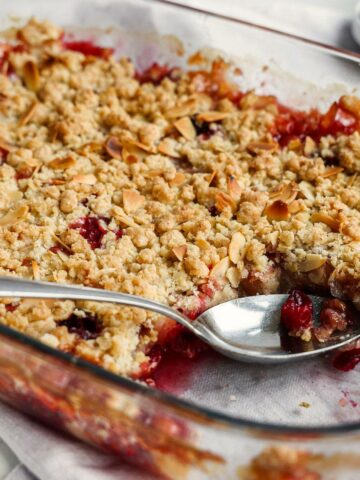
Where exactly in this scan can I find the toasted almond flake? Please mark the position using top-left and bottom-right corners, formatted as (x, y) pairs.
(288, 200), (302, 214)
(169, 172), (186, 187)
(226, 266), (241, 288)
(208, 171), (217, 186)
(111, 207), (136, 227)
(0, 205), (29, 226)
(123, 189), (145, 213)
(76, 141), (103, 155)
(105, 136), (122, 159)
(196, 111), (230, 122)
(145, 169), (165, 178)
(23, 60), (40, 92)
(52, 234), (72, 253)
(165, 99), (197, 119)
(122, 148), (140, 164)
(124, 139), (154, 153)
(321, 167), (344, 178)
(299, 254), (326, 273)
(72, 174), (97, 185)
(269, 183), (298, 204)
(265, 200), (290, 221)
(228, 232), (246, 264)
(196, 238), (210, 250)
(247, 141), (278, 154)
(311, 212), (340, 232)
(157, 138), (180, 158)
(18, 100), (38, 127)
(48, 156), (75, 170)
(227, 176), (242, 200)
(298, 181), (315, 201)
(0, 137), (14, 152)
(339, 95), (360, 118)
(49, 178), (66, 185)
(215, 192), (236, 212)
(32, 260), (40, 280)
(172, 245), (187, 261)
(304, 136), (316, 156)
(209, 256), (230, 283)
(349, 173), (358, 187)
(287, 138), (302, 152)
(173, 117), (196, 141)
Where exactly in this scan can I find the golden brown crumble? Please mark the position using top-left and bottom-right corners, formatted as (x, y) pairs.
(0, 19), (359, 378)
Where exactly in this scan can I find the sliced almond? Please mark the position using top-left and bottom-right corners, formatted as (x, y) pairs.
(112, 206), (136, 227)
(265, 200), (290, 221)
(215, 192), (236, 212)
(123, 189), (145, 213)
(208, 171), (217, 186)
(76, 141), (103, 155)
(209, 256), (230, 284)
(173, 117), (196, 141)
(124, 139), (154, 153)
(288, 200), (302, 214)
(165, 98), (197, 119)
(196, 238), (210, 250)
(269, 183), (298, 204)
(321, 167), (344, 178)
(299, 254), (326, 273)
(0, 137), (14, 152)
(158, 138), (180, 158)
(23, 60), (40, 92)
(105, 136), (122, 159)
(196, 111), (230, 122)
(49, 178), (66, 185)
(287, 138), (302, 152)
(172, 245), (187, 261)
(247, 141), (278, 154)
(228, 232), (246, 264)
(52, 234), (72, 253)
(304, 136), (316, 156)
(122, 148), (140, 164)
(227, 176), (242, 201)
(72, 174), (97, 185)
(169, 172), (186, 187)
(18, 100), (38, 127)
(311, 212), (340, 232)
(226, 266), (241, 288)
(0, 205), (29, 226)
(298, 181), (315, 201)
(48, 156), (75, 170)
(32, 260), (40, 280)
(339, 95), (360, 119)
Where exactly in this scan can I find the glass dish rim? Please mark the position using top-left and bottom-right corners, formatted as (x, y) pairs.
(2, 0), (360, 437)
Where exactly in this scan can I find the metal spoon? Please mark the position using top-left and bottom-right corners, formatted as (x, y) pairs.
(0, 277), (358, 364)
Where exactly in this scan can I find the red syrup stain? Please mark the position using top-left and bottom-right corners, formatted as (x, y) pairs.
(62, 39), (114, 59)
(333, 348), (360, 372)
(341, 390), (358, 408)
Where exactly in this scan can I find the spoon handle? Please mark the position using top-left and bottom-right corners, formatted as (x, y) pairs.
(0, 277), (200, 336)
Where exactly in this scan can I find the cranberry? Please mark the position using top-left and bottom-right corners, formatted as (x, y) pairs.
(281, 289), (313, 333)
(115, 229), (124, 239)
(58, 312), (102, 340)
(333, 349), (360, 372)
(62, 40), (113, 59)
(5, 303), (18, 312)
(69, 216), (109, 250)
(135, 63), (176, 85)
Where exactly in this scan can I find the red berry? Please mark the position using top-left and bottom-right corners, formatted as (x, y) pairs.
(69, 216), (109, 250)
(281, 289), (313, 332)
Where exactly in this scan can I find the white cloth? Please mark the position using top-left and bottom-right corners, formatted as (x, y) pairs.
(0, 1), (358, 479)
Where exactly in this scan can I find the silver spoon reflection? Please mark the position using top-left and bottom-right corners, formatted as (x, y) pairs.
(0, 277), (359, 364)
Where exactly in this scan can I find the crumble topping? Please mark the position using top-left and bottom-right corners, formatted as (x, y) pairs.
(0, 18), (359, 378)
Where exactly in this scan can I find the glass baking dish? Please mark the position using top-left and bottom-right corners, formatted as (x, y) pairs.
(1, 0), (360, 478)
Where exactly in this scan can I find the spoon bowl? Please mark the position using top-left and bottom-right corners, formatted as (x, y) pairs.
(0, 277), (358, 364)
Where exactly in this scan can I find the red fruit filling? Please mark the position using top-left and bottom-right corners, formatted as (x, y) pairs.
(314, 298), (353, 342)
(0, 43), (26, 76)
(49, 244), (70, 255)
(135, 63), (180, 85)
(272, 98), (358, 146)
(59, 312), (102, 340)
(281, 289), (313, 333)
(333, 349), (360, 372)
(5, 303), (18, 312)
(69, 216), (110, 250)
(192, 116), (221, 139)
(62, 39), (114, 59)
